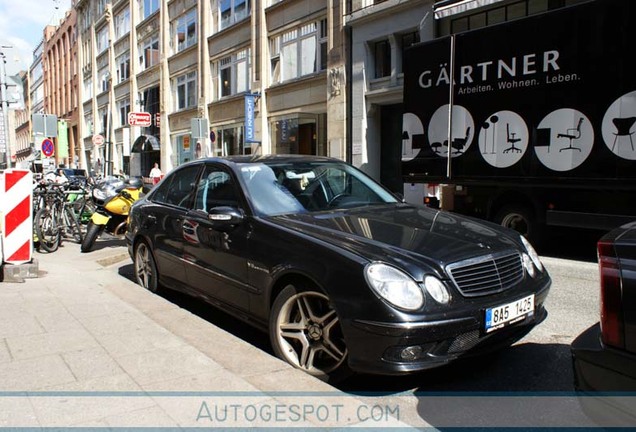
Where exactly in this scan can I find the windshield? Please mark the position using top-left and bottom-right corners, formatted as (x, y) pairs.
(238, 160), (399, 217)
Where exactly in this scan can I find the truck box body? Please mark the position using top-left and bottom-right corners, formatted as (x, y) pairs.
(402, 0), (636, 241)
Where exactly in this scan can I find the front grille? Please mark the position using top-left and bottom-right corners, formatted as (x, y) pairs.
(447, 251), (524, 297)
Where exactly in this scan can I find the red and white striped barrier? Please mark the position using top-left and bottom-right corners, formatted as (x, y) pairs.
(1, 169), (33, 265)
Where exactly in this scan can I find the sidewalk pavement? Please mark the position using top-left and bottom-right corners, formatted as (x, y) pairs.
(0, 239), (415, 429)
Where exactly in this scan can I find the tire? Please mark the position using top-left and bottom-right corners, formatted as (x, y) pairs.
(63, 207), (83, 243)
(133, 240), (160, 293)
(494, 205), (543, 247)
(34, 208), (61, 253)
(81, 221), (102, 253)
(269, 284), (349, 379)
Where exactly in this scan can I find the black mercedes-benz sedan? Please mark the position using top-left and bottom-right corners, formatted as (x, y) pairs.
(571, 222), (636, 425)
(126, 155), (551, 377)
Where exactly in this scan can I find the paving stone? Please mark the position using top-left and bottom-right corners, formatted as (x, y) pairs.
(0, 397), (41, 428)
(6, 328), (101, 361)
(116, 345), (223, 387)
(0, 355), (76, 390)
(0, 338), (12, 364)
(0, 312), (45, 339)
(61, 348), (125, 381)
(103, 405), (179, 428)
(96, 327), (187, 358)
(29, 393), (156, 427)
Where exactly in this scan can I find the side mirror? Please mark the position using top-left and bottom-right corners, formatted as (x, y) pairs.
(208, 206), (244, 231)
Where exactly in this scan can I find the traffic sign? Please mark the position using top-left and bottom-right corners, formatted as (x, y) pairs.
(92, 134), (104, 146)
(128, 112), (152, 127)
(41, 138), (55, 157)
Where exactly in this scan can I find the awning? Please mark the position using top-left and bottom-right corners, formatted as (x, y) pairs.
(131, 135), (160, 152)
(434, 0), (505, 19)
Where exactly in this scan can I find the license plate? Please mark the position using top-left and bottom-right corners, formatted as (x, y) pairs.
(485, 294), (535, 333)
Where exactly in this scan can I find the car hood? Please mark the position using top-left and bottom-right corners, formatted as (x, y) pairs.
(269, 204), (522, 278)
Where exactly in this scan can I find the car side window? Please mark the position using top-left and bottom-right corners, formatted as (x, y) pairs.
(194, 165), (239, 212)
(154, 165), (201, 208)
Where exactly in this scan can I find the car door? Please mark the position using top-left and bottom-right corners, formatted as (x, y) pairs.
(144, 164), (202, 287)
(182, 163), (251, 312)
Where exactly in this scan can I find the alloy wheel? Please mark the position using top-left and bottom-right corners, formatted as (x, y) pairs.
(274, 290), (347, 375)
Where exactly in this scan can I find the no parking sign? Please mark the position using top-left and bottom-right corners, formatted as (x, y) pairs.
(42, 138), (54, 157)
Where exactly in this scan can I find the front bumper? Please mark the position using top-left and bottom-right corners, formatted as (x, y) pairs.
(343, 282), (550, 375)
(570, 323), (636, 426)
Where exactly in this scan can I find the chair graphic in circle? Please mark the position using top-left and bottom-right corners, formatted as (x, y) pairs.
(503, 123), (522, 153)
(558, 117), (584, 152)
(448, 127), (471, 154)
(611, 117), (636, 152)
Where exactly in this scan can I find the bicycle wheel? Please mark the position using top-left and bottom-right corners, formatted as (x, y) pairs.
(35, 208), (61, 253)
(63, 206), (83, 243)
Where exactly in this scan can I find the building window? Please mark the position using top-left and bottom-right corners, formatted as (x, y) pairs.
(374, 39), (390, 79)
(140, 0), (160, 20)
(214, 125), (245, 156)
(114, 7), (130, 40)
(84, 113), (93, 137)
(81, 8), (91, 31)
(97, 66), (109, 93)
(98, 106), (108, 135)
(270, 19), (327, 84)
(83, 78), (93, 102)
(117, 99), (131, 128)
(97, 0), (106, 16)
(220, 0), (251, 30)
(175, 71), (197, 110)
(217, 48), (251, 98)
(270, 114), (327, 156)
(116, 52), (130, 83)
(138, 36), (159, 71)
(400, 31), (420, 73)
(96, 26), (109, 54)
(173, 8), (197, 53)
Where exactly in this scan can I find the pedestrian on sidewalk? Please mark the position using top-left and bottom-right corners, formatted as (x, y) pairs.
(149, 163), (162, 185)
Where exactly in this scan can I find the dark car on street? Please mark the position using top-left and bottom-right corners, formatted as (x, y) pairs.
(126, 155), (551, 377)
(571, 222), (636, 425)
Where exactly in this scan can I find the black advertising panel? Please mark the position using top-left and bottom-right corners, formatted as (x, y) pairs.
(402, 0), (636, 184)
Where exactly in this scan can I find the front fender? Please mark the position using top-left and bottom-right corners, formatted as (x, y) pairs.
(90, 212), (111, 226)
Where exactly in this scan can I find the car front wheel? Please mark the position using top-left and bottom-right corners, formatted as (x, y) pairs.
(270, 284), (348, 377)
(134, 241), (160, 293)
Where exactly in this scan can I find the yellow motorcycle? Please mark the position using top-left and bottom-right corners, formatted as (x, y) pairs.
(80, 177), (143, 252)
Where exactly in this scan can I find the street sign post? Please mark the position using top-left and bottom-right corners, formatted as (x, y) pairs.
(128, 112), (152, 127)
(41, 138), (54, 158)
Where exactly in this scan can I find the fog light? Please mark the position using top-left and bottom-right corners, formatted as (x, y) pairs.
(400, 346), (423, 361)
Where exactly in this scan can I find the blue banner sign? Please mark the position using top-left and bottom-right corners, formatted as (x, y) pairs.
(245, 94), (255, 142)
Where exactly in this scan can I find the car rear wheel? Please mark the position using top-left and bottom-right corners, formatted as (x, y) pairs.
(270, 284), (348, 377)
(134, 241), (160, 293)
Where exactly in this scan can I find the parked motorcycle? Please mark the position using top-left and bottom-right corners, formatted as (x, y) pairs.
(80, 176), (143, 252)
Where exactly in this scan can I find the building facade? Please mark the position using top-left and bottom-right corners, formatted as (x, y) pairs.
(73, 0), (347, 180)
(345, 0), (433, 192)
(43, 8), (80, 168)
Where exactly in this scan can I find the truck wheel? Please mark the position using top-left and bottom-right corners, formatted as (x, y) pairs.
(494, 205), (542, 246)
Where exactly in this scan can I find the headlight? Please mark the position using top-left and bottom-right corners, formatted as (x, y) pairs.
(522, 253), (537, 278)
(93, 188), (107, 201)
(423, 276), (450, 304)
(364, 263), (424, 311)
(520, 236), (544, 273)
